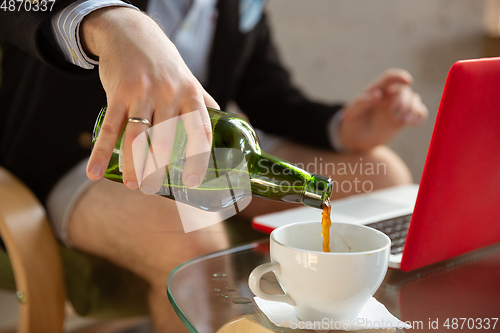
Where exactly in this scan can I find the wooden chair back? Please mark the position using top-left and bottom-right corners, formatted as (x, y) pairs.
(0, 167), (65, 333)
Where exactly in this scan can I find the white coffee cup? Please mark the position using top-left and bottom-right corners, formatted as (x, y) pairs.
(249, 221), (391, 321)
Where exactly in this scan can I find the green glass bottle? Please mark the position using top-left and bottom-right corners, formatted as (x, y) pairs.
(92, 107), (332, 212)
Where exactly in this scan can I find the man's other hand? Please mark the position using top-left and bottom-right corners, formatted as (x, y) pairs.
(339, 69), (428, 152)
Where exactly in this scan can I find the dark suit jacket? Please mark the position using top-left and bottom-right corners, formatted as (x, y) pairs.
(0, 0), (342, 202)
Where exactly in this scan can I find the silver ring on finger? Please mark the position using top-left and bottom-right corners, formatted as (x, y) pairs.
(128, 117), (152, 126)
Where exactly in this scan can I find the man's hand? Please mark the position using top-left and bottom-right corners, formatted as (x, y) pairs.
(82, 7), (218, 193)
(339, 69), (428, 152)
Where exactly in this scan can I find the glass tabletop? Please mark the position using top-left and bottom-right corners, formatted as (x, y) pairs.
(167, 239), (500, 333)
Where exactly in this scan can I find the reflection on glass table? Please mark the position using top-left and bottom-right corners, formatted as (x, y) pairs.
(167, 240), (500, 333)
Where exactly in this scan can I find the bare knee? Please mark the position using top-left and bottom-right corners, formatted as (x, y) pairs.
(267, 140), (413, 201)
(318, 146), (412, 199)
(324, 145), (413, 200)
(363, 145), (413, 189)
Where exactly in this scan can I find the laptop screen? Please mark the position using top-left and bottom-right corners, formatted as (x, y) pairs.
(401, 57), (500, 271)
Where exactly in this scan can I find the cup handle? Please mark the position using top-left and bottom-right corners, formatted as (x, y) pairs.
(248, 262), (296, 306)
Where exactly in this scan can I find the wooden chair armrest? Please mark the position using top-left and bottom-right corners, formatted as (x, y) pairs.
(216, 315), (276, 333)
(0, 167), (65, 333)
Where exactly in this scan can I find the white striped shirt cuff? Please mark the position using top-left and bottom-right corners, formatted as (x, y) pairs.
(51, 0), (139, 69)
(328, 109), (348, 153)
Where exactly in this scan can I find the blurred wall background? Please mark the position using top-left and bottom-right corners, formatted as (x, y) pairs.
(261, 0), (486, 182)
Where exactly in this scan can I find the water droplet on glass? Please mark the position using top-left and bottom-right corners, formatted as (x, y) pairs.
(221, 294), (229, 298)
(225, 286), (240, 292)
(212, 273), (226, 278)
(232, 297), (251, 304)
(214, 288), (220, 292)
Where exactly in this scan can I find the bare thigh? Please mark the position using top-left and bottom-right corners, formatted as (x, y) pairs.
(67, 180), (233, 332)
(67, 179), (231, 283)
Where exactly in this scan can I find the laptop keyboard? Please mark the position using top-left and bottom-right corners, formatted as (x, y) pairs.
(366, 214), (412, 254)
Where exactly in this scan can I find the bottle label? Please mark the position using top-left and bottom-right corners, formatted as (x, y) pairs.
(118, 134), (125, 173)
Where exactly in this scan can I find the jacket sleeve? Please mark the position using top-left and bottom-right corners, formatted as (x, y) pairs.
(0, 0), (98, 75)
(234, 14), (343, 150)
